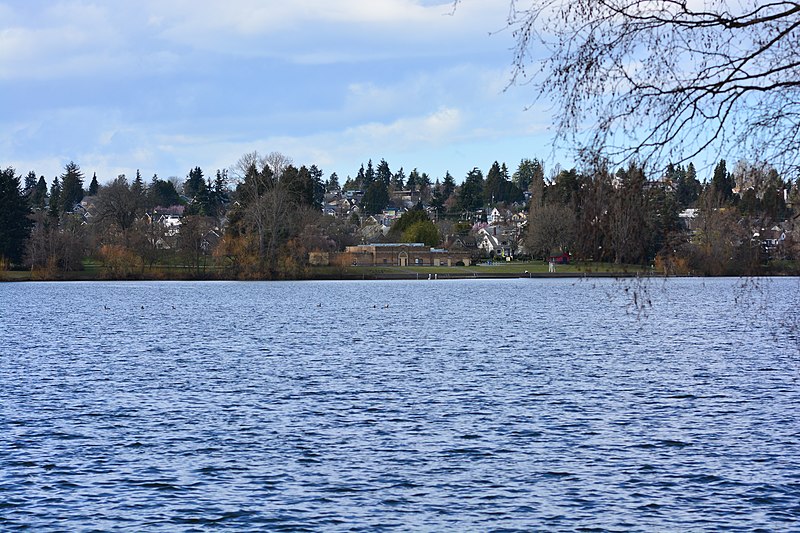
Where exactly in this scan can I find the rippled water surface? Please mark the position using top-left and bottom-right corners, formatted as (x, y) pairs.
(2, 278), (799, 531)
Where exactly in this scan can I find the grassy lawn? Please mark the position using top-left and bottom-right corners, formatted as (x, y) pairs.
(2, 259), (652, 281)
(312, 260), (650, 278)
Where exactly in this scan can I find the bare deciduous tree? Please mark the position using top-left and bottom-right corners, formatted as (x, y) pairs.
(526, 203), (576, 259)
(460, 0), (800, 174)
(230, 151), (295, 276)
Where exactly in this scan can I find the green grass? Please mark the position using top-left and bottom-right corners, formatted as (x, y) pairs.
(311, 260), (650, 278)
(2, 259), (651, 282)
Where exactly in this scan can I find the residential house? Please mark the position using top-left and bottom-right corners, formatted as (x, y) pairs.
(476, 226), (517, 258)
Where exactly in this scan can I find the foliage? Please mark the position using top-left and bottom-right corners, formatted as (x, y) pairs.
(60, 161), (84, 212)
(402, 220), (440, 247)
(149, 177), (182, 207)
(25, 211), (85, 272)
(513, 158), (544, 193)
(360, 181), (390, 215)
(458, 167), (485, 212)
(710, 160), (735, 206)
(485, 161), (522, 204)
(48, 177), (61, 219)
(88, 173), (99, 196)
(671, 163), (701, 208)
(184, 166), (205, 198)
(99, 244), (140, 278)
(31, 176), (48, 209)
(0, 167), (33, 265)
(94, 175), (143, 240)
(2, 147), (796, 278)
(390, 206), (430, 236)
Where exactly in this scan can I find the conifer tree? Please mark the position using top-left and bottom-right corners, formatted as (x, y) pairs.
(392, 168), (406, 190)
(442, 171), (456, 200)
(0, 167), (33, 264)
(376, 159), (392, 186)
(59, 161), (84, 212)
(24, 171), (37, 193)
(326, 172), (340, 192)
(711, 160), (734, 205)
(88, 173), (99, 196)
(48, 177), (62, 219)
(364, 159), (376, 187)
(32, 176), (48, 209)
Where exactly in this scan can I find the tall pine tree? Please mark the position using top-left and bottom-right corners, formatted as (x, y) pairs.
(59, 161), (84, 212)
(88, 172), (99, 196)
(0, 167), (33, 264)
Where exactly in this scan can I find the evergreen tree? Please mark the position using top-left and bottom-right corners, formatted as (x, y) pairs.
(513, 158), (544, 192)
(417, 171), (432, 199)
(0, 167), (34, 264)
(132, 170), (145, 197)
(360, 181), (389, 215)
(355, 164), (366, 189)
(762, 183), (787, 221)
(484, 160), (522, 204)
(376, 159), (392, 186)
(32, 176), (48, 209)
(407, 168), (422, 193)
(442, 171), (456, 200)
(342, 175), (358, 191)
(685, 163), (701, 205)
(739, 188), (760, 215)
(670, 163), (696, 208)
(59, 161), (84, 212)
(214, 169), (230, 209)
(711, 159), (734, 204)
(326, 172), (340, 192)
(307, 165), (325, 209)
(390, 205), (430, 236)
(185, 166), (205, 198)
(364, 159), (375, 187)
(392, 167), (406, 190)
(23, 171), (37, 193)
(48, 177), (62, 219)
(281, 165), (322, 210)
(88, 173), (99, 196)
(548, 168), (581, 206)
(458, 168), (485, 212)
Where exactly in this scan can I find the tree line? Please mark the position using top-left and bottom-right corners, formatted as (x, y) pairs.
(1, 151), (798, 278)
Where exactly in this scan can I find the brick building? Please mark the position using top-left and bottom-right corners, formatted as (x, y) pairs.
(333, 243), (471, 267)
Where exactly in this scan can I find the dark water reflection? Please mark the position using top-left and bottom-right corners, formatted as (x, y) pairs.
(1, 278), (799, 531)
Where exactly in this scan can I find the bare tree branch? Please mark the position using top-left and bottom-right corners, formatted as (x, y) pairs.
(461, 0), (800, 175)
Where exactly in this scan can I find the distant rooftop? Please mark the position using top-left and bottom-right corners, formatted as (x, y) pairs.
(369, 243), (426, 248)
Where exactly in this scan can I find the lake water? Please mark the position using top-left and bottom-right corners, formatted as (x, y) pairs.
(1, 277), (799, 531)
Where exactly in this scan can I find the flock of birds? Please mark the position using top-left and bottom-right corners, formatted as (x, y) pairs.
(103, 303), (389, 310)
(102, 304), (177, 310)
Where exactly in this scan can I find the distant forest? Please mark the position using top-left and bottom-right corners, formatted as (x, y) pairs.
(1, 152), (798, 279)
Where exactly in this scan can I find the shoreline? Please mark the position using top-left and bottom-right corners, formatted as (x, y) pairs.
(2, 270), (783, 282)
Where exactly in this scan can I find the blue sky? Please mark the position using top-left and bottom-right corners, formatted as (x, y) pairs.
(0, 0), (559, 186)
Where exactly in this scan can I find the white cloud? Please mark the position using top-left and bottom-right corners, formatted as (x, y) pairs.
(145, 0), (509, 62)
(0, 0), (558, 184)
(0, 0), (511, 80)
